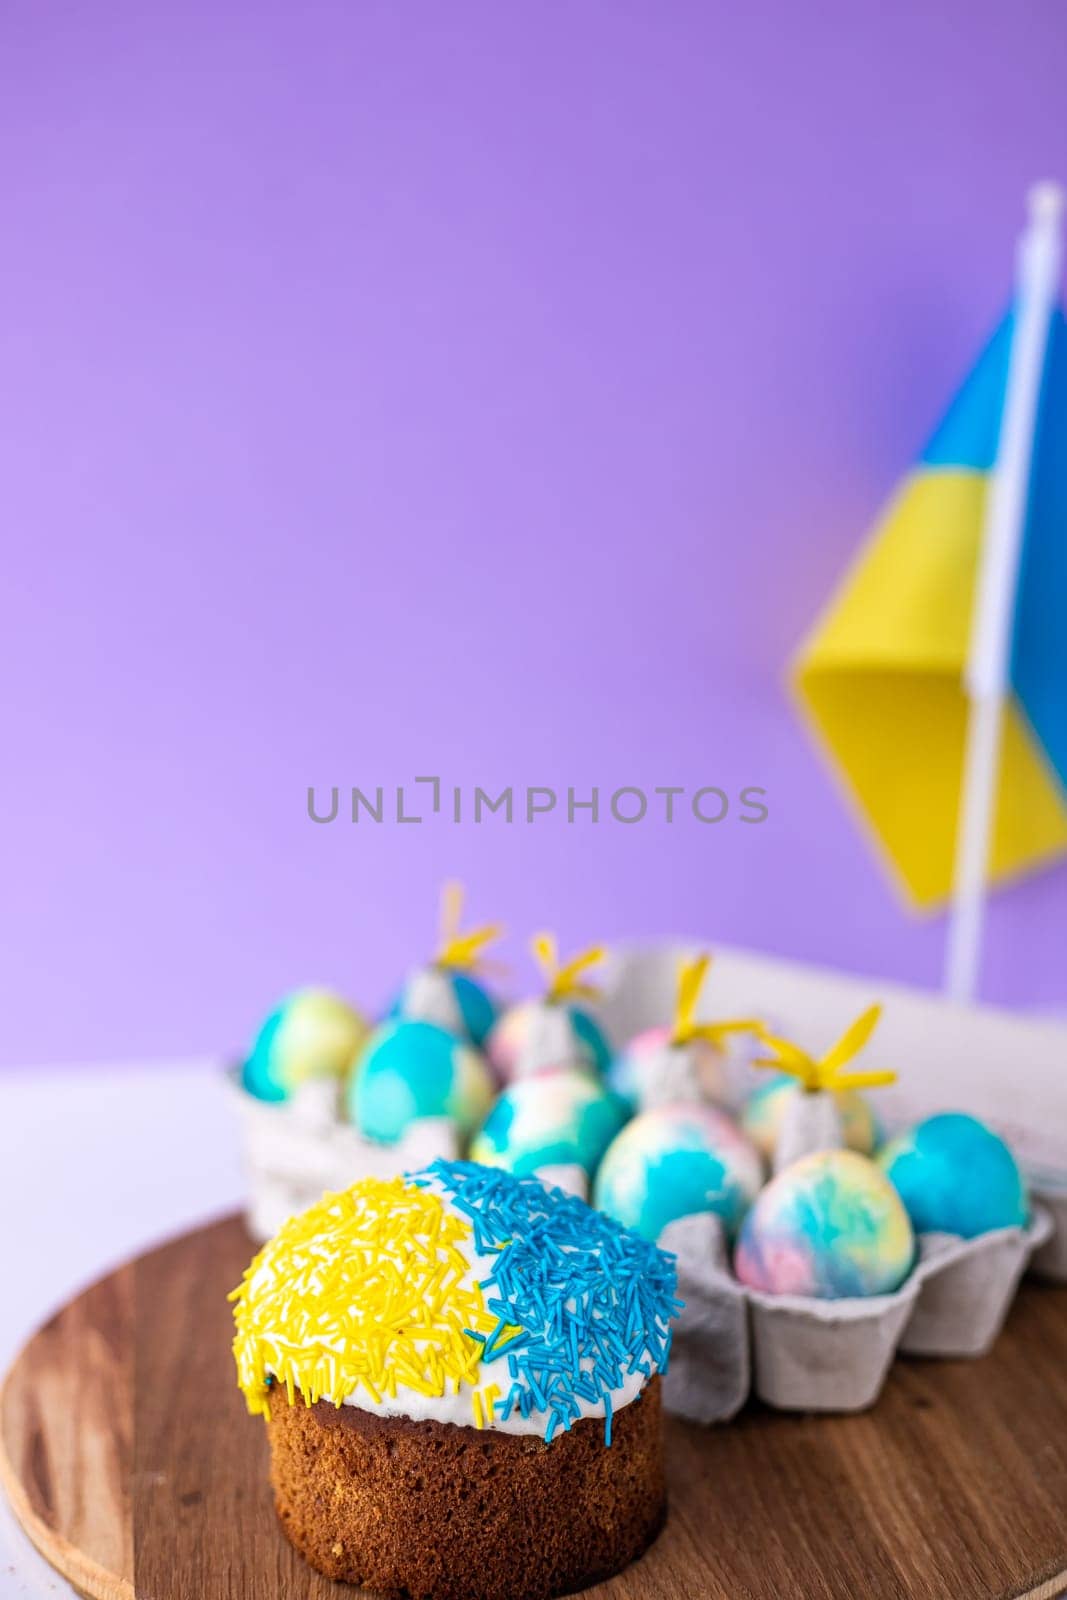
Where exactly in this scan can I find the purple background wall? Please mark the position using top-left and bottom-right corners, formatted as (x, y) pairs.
(4, 2), (1067, 1067)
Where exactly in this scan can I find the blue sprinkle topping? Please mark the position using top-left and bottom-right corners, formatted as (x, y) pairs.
(410, 1159), (680, 1446)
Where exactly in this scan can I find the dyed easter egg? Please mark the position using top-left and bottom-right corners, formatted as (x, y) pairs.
(734, 1149), (915, 1299)
(878, 1112), (1028, 1239)
(741, 1074), (880, 1163)
(470, 1069), (629, 1179)
(242, 989), (368, 1103)
(349, 1019), (495, 1144)
(593, 1104), (764, 1242)
(608, 1025), (729, 1111)
(487, 1000), (612, 1082)
(389, 967), (499, 1047)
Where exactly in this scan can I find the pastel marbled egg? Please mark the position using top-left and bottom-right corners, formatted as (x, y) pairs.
(470, 1068), (629, 1179)
(734, 1148), (915, 1299)
(242, 988), (368, 1103)
(388, 966), (499, 1047)
(593, 1104), (764, 1242)
(607, 1025), (730, 1112)
(878, 1112), (1028, 1239)
(349, 1019), (495, 1144)
(486, 1000), (612, 1082)
(741, 1073), (880, 1163)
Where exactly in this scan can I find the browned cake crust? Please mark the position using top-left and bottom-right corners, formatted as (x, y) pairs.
(265, 1375), (665, 1600)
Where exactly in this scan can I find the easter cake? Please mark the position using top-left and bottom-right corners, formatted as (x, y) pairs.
(231, 1159), (680, 1600)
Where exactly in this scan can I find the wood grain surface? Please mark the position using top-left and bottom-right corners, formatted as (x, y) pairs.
(2, 1212), (1066, 1600)
(0, 1259), (133, 1600)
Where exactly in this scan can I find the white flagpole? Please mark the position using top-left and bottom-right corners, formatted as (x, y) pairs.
(945, 183), (1064, 1004)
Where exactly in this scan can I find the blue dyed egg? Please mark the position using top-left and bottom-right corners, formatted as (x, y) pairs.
(350, 1019), (495, 1144)
(470, 1069), (629, 1179)
(735, 1149), (915, 1299)
(878, 1112), (1028, 1239)
(593, 1104), (763, 1242)
(242, 989), (368, 1102)
(389, 967), (499, 1047)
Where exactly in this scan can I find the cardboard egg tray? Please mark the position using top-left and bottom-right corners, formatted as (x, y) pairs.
(599, 942), (1067, 1417)
(660, 1207), (1053, 1423)
(1026, 1171), (1067, 1281)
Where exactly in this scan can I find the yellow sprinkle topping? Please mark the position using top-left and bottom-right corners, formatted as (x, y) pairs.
(230, 1178), (496, 1420)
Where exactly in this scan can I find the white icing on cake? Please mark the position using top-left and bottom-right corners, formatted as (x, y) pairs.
(267, 1175), (655, 1437)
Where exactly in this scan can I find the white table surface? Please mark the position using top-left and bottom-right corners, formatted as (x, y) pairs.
(0, 1061), (243, 1598)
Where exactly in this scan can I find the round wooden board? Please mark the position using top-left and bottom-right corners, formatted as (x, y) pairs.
(2, 1213), (1067, 1600)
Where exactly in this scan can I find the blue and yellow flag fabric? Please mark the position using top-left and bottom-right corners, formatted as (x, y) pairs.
(793, 308), (1067, 909)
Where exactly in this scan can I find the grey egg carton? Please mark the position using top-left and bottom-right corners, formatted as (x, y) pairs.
(658, 1206), (1053, 1423)
(1026, 1174), (1067, 1282)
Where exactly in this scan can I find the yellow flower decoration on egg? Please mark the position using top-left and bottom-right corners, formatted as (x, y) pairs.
(671, 953), (763, 1049)
(531, 932), (606, 1004)
(435, 879), (505, 974)
(754, 1004), (898, 1094)
(230, 1178), (497, 1419)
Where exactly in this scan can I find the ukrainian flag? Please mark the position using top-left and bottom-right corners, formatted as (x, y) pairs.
(794, 304), (1067, 909)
